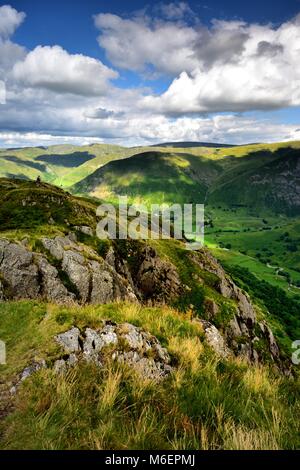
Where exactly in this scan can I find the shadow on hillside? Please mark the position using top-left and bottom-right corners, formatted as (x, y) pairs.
(1, 155), (47, 172)
(36, 151), (96, 167)
(224, 146), (300, 166)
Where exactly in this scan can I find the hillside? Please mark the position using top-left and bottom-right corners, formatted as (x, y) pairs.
(73, 151), (222, 204)
(151, 141), (238, 148)
(0, 179), (299, 450)
(69, 142), (300, 294)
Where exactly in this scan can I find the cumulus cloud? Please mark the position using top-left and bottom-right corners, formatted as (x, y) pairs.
(0, 4), (25, 39)
(0, 5), (26, 77)
(94, 13), (198, 75)
(0, 4), (299, 147)
(0, 80), (5, 104)
(84, 107), (125, 119)
(154, 2), (194, 20)
(0, 131), (102, 148)
(12, 45), (118, 96)
(96, 10), (300, 114)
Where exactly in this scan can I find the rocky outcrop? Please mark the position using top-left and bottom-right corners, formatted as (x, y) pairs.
(41, 235), (137, 304)
(197, 319), (231, 358)
(0, 239), (40, 300)
(54, 323), (172, 380)
(190, 249), (281, 365)
(0, 235), (284, 369)
(36, 255), (75, 303)
(136, 246), (181, 302)
(0, 239), (73, 303)
(10, 360), (47, 395)
(73, 225), (94, 236)
(0, 236), (137, 305)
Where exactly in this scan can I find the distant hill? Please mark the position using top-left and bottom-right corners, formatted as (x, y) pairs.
(1, 139), (300, 215)
(73, 142), (300, 216)
(73, 150), (222, 204)
(151, 141), (238, 148)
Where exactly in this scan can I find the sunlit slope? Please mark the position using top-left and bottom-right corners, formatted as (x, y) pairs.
(0, 143), (139, 187)
(72, 151), (222, 205)
(208, 146), (300, 215)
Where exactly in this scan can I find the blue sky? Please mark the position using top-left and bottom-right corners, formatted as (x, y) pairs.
(0, 1), (300, 147)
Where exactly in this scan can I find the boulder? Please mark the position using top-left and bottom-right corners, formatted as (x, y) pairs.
(204, 297), (219, 319)
(55, 327), (81, 354)
(197, 319), (231, 358)
(36, 256), (74, 303)
(55, 323), (172, 381)
(136, 246), (181, 302)
(0, 240), (40, 299)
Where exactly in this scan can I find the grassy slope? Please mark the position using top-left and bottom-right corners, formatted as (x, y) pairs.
(69, 141), (300, 297)
(0, 301), (299, 450)
(73, 151), (222, 205)
(0, 178), (299, 449)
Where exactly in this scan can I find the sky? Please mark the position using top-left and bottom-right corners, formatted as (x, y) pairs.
(0, 0), (300, 147)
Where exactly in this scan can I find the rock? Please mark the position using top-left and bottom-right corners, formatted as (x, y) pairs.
(190, 249), (256, 326)
(61, 250), (90, 302)
(0, 240), (40, 299)
(54, 359), (67, 374)
(41, 236), (77, 261)
(105, 247), (116, 268)
(236, 291), (256, 327)
(0, 280), (4, 301)
(260, 322), (280, 359)
(55, 327), (81, 354)
(136, 246), (181, 302)
(73, 226), (94, 236)
(83, 325), (118, 362)
(67, 354), (78, 367)
(36, 256), (74, 304)
(204, 298), (219, 319)
(41, 236), (137, 304)
(197, 320), (231, 358)
(11, 360), (47, 394)
(55, 323), (172, 381)
(227, 317), (242, 338)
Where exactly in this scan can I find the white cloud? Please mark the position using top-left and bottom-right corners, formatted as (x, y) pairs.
(0, 4), (299, 148)
(96, 10), (300, 114)
(0, 80), (5, 104)
(94, 13), (198, 75)
(154, 2), (193, 20)
(0, 4), (25, 39)
(0, 6), (26, 78)
(0, 40), (26, 75)
(84, 107), (124, 119)
(0, 131), (103, 148)
(12, 45), (118, 96)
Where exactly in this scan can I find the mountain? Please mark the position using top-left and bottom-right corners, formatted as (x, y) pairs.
(208, 146), (300, 216)
(151, 141), (238, 148)
(73, 142), (300, 215)
(0, 178), (299, 450)
(73, 150), (222, 204)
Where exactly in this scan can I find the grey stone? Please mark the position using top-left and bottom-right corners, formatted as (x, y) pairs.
(55, 327), (80, 354)
(54, 359), (67, 374)
(61, 250), (90, 302)
(36, 255), (74, 303)
(11, 360), (47, 394)
(55, 322), (172, 381)
(73, 226), (94, 236)
(137, 246), (181, 302)
(0, 240), (40, 299)
(198, 319), (231, 358)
